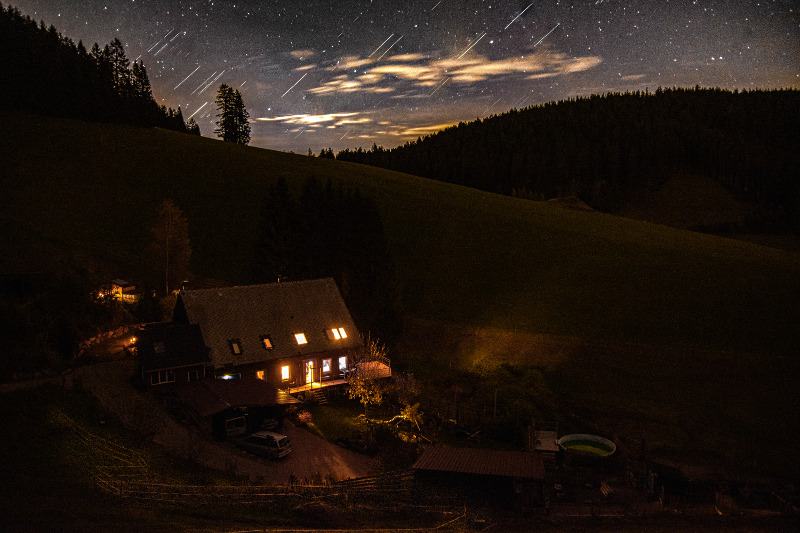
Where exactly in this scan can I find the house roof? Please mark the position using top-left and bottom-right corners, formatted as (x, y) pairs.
(176, 377), (300, 417)
(137, 323), (211, 373)
(174, 278), (360, 369)
(412, 446), (546, 480)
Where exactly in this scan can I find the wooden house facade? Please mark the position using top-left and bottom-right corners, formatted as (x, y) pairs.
(171, 278), (389, 393)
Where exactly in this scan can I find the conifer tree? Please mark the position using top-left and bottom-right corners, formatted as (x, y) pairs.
(186, 117), (201, 136)
(214, 83), (250, 144)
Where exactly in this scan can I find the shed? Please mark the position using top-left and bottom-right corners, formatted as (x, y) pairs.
(412, 446), (546, 504)
(176, 377), (300, 439)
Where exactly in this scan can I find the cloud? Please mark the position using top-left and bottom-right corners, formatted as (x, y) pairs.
(294, 64), (317, 72)
(256, 112), (371, 126)
(622, 74), (645, 81)
(306, 50), (601, 96)
(290, 50), (314, 60)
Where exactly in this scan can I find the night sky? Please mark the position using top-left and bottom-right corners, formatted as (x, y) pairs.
(12, 0), (799, 153)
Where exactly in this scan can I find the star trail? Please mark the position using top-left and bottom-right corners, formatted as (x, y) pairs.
(13, 0), (799, 153)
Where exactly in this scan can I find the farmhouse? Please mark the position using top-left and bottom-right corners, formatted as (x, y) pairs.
(172, 278), (390, 393)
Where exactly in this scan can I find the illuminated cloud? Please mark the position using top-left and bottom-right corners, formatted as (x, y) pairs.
(294, 64), (316, 72)
(256, 112), (371, 127)
(308, 51), (601, 96)
(622, 74), (646, 80)
(290, 50), (314, 60)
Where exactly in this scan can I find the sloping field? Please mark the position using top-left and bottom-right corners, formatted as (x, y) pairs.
(3, 111), (800, 477)
(3, 110), (799, 357)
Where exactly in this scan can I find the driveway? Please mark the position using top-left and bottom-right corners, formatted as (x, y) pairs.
(72, 360), (378, 484)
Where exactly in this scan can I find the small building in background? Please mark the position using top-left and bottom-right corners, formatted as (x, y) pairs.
(100, 279), (139, 302)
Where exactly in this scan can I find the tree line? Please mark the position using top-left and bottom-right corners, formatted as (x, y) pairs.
(252, 177), (402, 344)
(334, 87), (800, 233)
(0, 3), (200, 134)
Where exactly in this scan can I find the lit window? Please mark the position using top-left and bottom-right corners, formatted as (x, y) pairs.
(256, 370), (265, 381)
(339, 356), (347, 372)
(281, 366), (289, 380)
(229, 340), (242, 355)
(323, 359), (331, 373)
(261, 335), (273, 350)
(295, 333), (307, 345)
(153, 341), (166, 354)
(326, 327), (348, 340)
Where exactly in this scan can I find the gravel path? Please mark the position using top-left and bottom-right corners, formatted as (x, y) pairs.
(72, 360), (378, 484)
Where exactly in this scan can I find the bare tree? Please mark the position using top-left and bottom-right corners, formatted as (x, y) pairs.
(150, 199), (191, 295)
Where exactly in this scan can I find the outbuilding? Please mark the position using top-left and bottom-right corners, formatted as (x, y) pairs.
(412, 446), (546, 505)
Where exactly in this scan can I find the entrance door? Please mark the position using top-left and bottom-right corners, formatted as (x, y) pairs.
(305, 360), (314, 384)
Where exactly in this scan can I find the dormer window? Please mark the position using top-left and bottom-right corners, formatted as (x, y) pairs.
(294, 333), (307, 345)
(229, 340), (242, 355)
(326, 327), (347, 340)
(153, 341), (166, 354)
(260, 335), (273, 350)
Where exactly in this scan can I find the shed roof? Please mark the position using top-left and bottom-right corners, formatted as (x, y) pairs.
(174, 278), (360, 368)
(412, 446), (545, 480)
(176, 377), (300, 417)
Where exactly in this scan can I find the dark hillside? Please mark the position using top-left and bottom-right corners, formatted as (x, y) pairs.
(2, 110), (799, 358)
(336, 88), (800, 232)
(0, 4), (189, 132)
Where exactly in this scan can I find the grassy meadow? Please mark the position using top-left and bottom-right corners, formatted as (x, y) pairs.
(3, 110), (800, 476)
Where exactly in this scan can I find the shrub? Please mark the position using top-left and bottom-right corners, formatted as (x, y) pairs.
(297, 410), (312, 425)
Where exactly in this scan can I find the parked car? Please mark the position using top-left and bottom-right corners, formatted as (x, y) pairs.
(235, 431), (291, 460)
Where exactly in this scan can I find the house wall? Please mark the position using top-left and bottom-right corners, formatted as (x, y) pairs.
(146, 364), (208, 389)
(269, 349), (354, 389)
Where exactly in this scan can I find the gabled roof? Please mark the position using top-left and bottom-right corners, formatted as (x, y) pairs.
(176, 378), (300, 417)
(412, 446), (546, 480)
(174, 278), (360, 368)
(137, 323), (211, 372)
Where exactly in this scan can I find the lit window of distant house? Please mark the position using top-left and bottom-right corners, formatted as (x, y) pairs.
(339, 356), (347, 373)
(153, 341), (166, 354)
(326, 328), (348, 340)
(261, 335), (273, 350)
(323, 359), (331, 373)
(229, 340), (242, 355)
(256, 370), (265, 381)
(281, 366), (290, 380)
(294, 333), (307, 345)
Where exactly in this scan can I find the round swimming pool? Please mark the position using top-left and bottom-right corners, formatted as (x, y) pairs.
(558, 434), (616, 457)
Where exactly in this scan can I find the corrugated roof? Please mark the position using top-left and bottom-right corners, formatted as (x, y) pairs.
(137, 323), (210, 372)
(176, 377), (300, 417)
(176, 278), (360, 369)
(412, 446), (545, 480)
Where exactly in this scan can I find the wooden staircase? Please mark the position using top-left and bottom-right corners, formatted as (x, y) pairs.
(310, 388), (327, 405)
